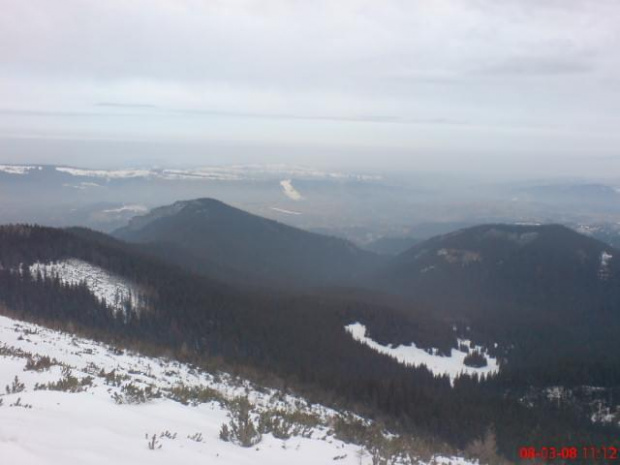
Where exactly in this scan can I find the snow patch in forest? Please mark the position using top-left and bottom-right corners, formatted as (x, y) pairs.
(345, 323), (499, 383)
(601, 251), (613, 267)
(599, 251), (613, 280)
(437, 248), (481, 265)
(29, 259), (145, 313)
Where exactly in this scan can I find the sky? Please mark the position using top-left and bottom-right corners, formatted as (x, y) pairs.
(1, 0), (620, 176)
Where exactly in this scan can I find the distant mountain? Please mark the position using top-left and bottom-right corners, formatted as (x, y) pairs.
(520, 183), (620, 213)
(0, 163), (376, 183)
(114, 198), (381, 288)
(526, 183), (619, 201)
(362, 222), (474, 255)
(384, 223), (617, 308)
(377, 224), (620, 386)
(0, 163), (391, 235)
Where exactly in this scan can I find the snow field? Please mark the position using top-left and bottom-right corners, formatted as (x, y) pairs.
(0, 315), (477, 465)
(345, 323), (499, 383)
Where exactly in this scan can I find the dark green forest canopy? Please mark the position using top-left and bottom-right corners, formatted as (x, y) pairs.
(0, 224), (617, 459)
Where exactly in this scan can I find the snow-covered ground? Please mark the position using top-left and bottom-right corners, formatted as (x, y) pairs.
(29, 259), (145, 314)
(0, 315), (476, 465)
(0, 163), (382, 183)
(56, 167), (152, 179)
(49, 165), (381, 182)
(102, 205), (149, 214)
(271, 207), (302, 215)
(62, 181), (102, 190)
(0, 165), (42, 175)
(599, 251), (613, 280)
(522, 385), (620, 427)
(280, 179), (303, 201)
(345, 323), (499, 383)
(601, 251), (613, 267)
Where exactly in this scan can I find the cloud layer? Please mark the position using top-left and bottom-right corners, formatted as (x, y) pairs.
(1, 0), (620, 171)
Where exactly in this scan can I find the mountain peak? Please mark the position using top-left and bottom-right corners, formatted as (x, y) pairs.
(118, 198), (241, 233)
(380, 222), (619, 323)
(400, 223), (609, 262)
(114, 198), (379, 288)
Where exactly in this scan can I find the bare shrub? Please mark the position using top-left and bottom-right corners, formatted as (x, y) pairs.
(35, 367), (93, 393)
(6, 376), (25, 394)
(112, 382), (160, 404)
(24, 355), (57, 371)
(220, 396), (261, 447)
(167, 384), (223, 406)
(465, 427), (510, 465)
(187, 432), (203, 443)
(146, 433), (161, 450)
(259, 408), (321, 439)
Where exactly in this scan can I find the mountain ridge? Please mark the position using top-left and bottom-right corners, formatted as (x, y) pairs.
(114, 198), (381, 289)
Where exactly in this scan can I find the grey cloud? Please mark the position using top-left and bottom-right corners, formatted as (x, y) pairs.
(476, 57), (594, 77)
(95, 103), (159, 109)
(0, 105), (468, 127)
(1, 0), (620, 170)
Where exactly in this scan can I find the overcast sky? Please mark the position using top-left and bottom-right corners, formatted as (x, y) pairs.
(1, 0), (620, 176)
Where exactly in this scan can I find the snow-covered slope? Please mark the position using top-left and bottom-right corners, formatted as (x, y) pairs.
(0, 165), (43, 175)
(345, 323), (499, 383)
(280, 179), (303, 201)
(0, 315), (477, 465)
(29, 259), (145, 314)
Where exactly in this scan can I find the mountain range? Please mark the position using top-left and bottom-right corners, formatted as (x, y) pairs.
(113, 203), (620, 385)
(0, 198), (618, 460)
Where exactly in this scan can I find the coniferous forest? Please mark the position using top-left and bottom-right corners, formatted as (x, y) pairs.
(0, 224), (618, 460)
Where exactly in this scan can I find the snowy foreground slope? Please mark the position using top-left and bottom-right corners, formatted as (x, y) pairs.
(0, 315), (477, 465)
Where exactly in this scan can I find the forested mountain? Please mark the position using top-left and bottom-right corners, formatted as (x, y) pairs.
(111, 200), (620, 388)
(114, 198), (380, 288)
(384, 223), (618, 312)
(377, 224), (620, 386)
(0, 223), (614, 460)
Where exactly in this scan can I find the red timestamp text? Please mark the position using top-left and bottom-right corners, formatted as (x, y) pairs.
(519, 446), (620, 461)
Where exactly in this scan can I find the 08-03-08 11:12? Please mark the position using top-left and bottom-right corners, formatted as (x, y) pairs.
(519, 446), (619, 461)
